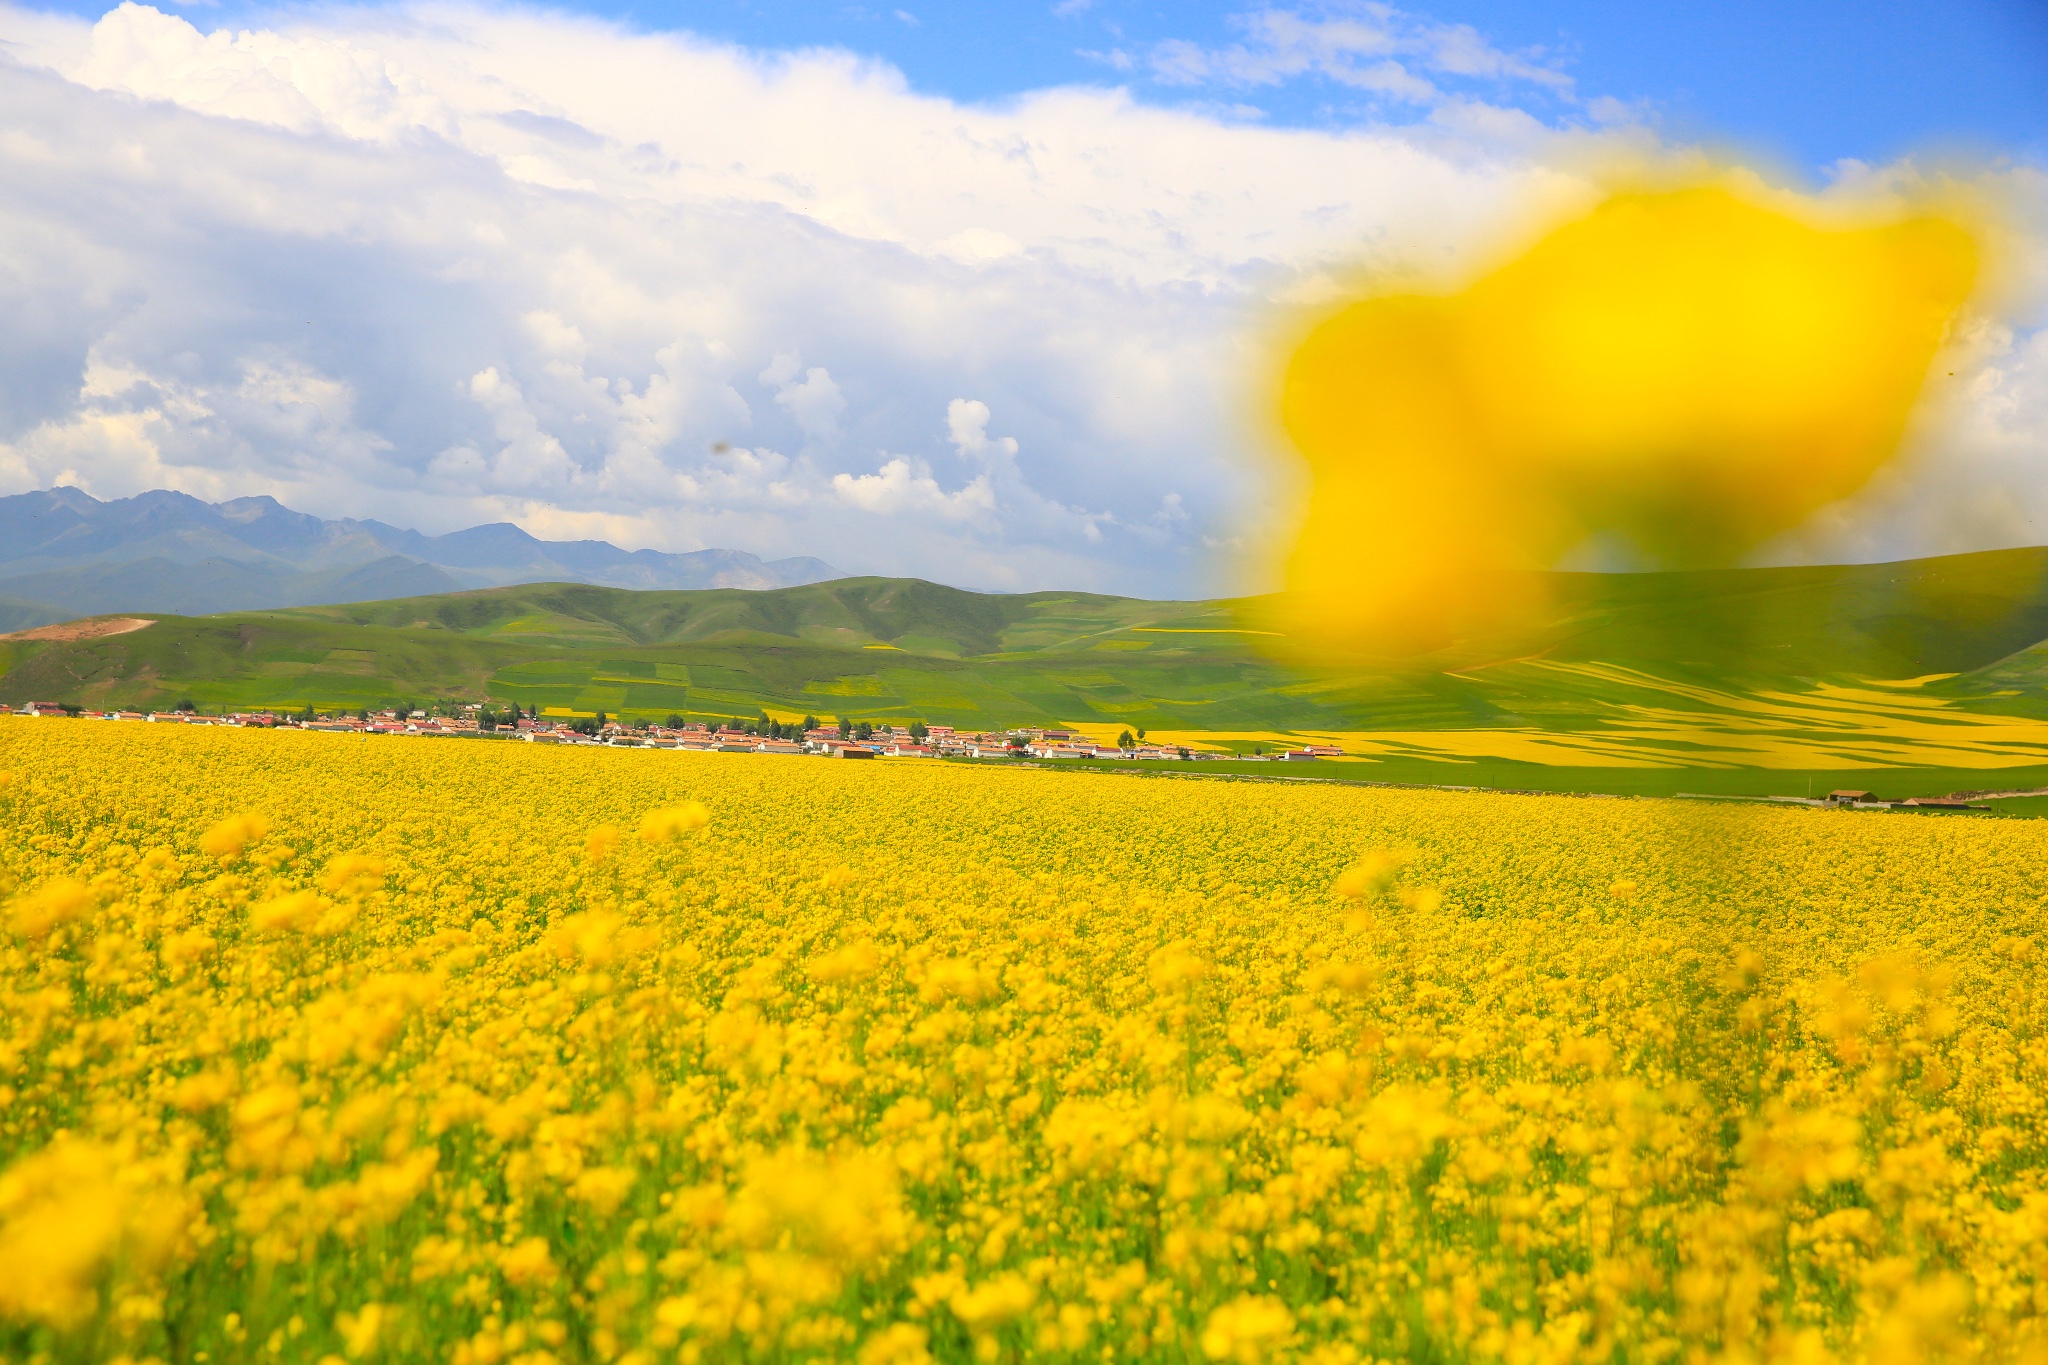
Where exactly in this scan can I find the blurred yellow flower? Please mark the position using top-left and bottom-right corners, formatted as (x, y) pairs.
(321, 854), (387, 898)
(638, 801), (710, 841)
(1201, 1295), (1295, 1364)
(198, 811), (268, 862)
(1333, 848), (1409, 899)
(584, 824), (621, 862)
(6, 876), (90, 938)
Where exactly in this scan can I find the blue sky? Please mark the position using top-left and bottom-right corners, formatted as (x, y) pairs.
(632, 1), (2048, 171)
(726, 3), (2037, 159)
(44, 0), (2045, 170)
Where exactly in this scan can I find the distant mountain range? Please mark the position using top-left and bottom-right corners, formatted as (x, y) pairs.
(0, 488), (841, 629)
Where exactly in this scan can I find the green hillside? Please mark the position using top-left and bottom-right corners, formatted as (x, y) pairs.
(1539, 548), (2048, 680)
(1269, 546), (2048, 682)
(6, 551), (2048, 776)
(0, 577), (1343, 731)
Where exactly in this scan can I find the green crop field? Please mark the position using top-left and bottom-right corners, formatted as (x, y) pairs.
(7, 549), (2048, 798)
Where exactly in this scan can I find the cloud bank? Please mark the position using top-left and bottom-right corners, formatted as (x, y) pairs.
(0, 1), (2039, 595)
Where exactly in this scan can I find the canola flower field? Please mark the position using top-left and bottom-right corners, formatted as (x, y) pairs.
(1, 721), (2044, 1365)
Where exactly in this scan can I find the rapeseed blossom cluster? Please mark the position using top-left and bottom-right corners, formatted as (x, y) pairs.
(0, 721), (2043, 1364)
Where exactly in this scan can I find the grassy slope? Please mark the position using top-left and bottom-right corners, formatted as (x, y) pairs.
(1019, 755), (2048, 803)
(1538, 547), (2048, 679)
(5, 550), (2048, 788)
(0, 578), (1343, 730)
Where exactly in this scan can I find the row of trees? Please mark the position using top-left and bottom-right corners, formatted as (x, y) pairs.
(832, 717), (930, 743)
(651, 711), (825, 741)
(751, 712), (818, 742)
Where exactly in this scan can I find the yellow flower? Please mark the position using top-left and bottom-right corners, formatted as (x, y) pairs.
(171, 1067), (238, 1113)
(0, 1139), (190, 1329)
(918, 957), (999, 1004)
(498, 1237), (557, 1287)
(726, 1147), (911, 1267)
(1148, 941), (1211, 992)
(1332, 849), (1408, 899)
(807, 938), (880, 983)
(250, 888), (328, 934)
(6, 876), (91, 938)
(1738, 1103), (1863, 1199)
(321, 854), (387, 897)
(1865, 1274), (1970, 1365)
(638, 802), (710, 841)
(0, 1141), (127, 1327)
(1353, 1085), (1453, 1169)
(584, 824), (621, 862)
(231, 1083), (308, 1172)
(948, 1274), (1036, 1328)
(570, 1167), (638, 1216)
(199, 811), (268, 862)
(338, 1302), (393, 1358)
(1201, 1295), (1295, 1364)
(160, 929), (219, 973)
(857, 1322), (933, 1365)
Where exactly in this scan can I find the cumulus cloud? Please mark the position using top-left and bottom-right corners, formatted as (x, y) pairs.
(833, 456), (994, 521)
(0, 0), (2037, 595)
(947, 399), (1017, 462)
(762, 353), (848, 446)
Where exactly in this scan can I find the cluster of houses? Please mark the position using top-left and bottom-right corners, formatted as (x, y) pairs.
(1817, 788), (1985, 811)
(0, 702), (1349, 762)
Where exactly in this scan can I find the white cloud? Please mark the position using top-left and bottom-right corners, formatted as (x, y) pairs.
(930, 228), (1023, 263)
(458, 366), (578, 493)
(1146, 3), (1573, 112)
(946, 398), (1018, 461)
(0, 1), (2037, 596)
(761, 352), (847, 445)
(832, 456), (994, 520)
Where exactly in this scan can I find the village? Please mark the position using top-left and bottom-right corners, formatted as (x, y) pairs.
(0, 701), (1347, 762)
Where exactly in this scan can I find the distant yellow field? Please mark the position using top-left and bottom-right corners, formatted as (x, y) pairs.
(1084, 664), (2048, 770)
(1, 722), (2044, 1363)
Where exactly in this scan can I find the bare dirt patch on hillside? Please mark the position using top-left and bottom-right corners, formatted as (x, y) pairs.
(0, 616), (156, 643)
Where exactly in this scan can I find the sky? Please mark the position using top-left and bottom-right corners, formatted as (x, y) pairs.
(530, 0), (2048, 170)
(0, 0), (2042, 596)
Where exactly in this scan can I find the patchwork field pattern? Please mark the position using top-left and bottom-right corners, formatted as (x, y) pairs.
(1106, 665), (2048, 771)
(2, 722), (2046, 1363)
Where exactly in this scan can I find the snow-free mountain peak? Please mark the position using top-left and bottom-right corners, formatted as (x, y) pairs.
(0, 488), (841, 630)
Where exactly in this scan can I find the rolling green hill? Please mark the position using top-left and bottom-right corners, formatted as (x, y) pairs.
(7, 551), (2048, 778)
(0, 577), (1334, 731)
(1304, 546), (2048, 683)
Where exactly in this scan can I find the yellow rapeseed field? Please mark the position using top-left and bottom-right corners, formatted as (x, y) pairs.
(1, 720), (2044, 1365)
